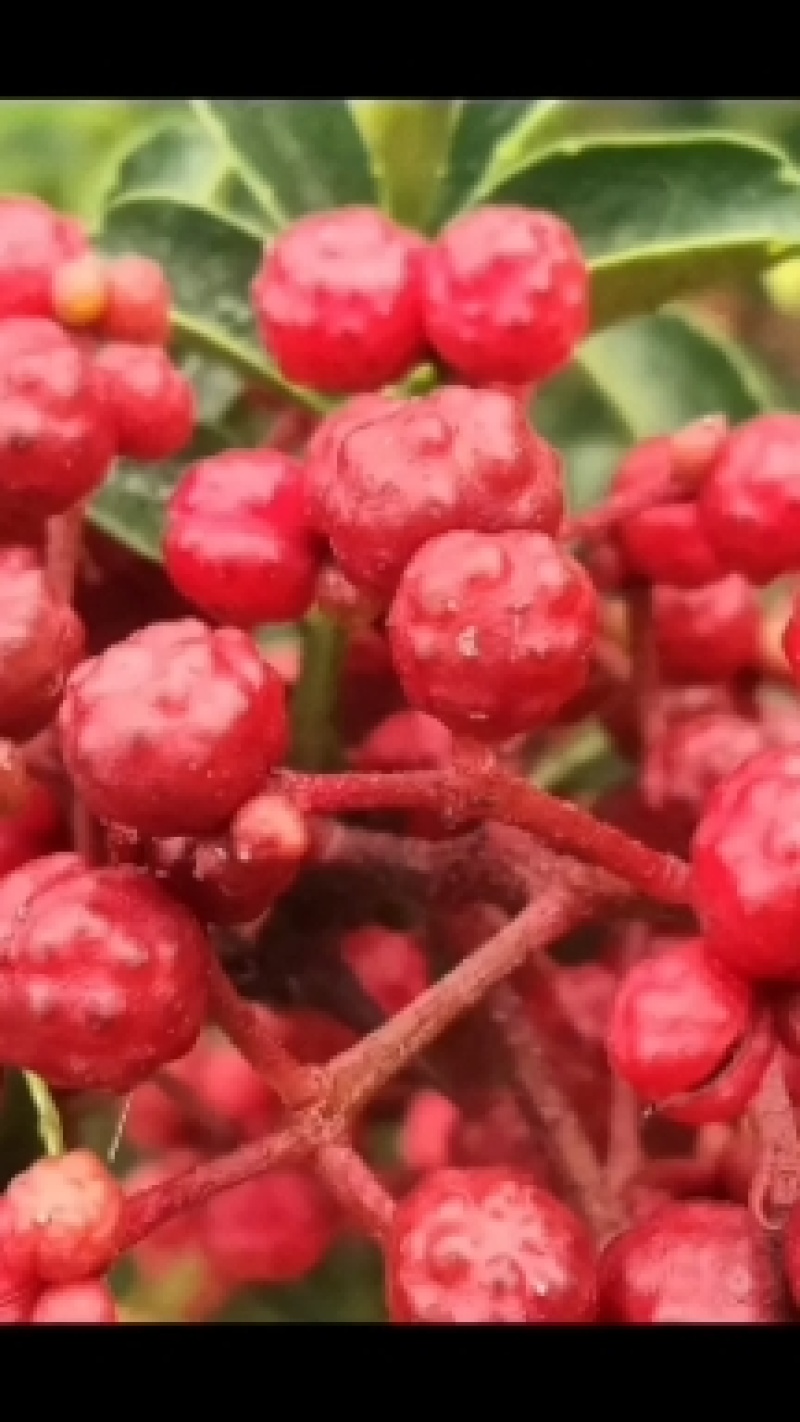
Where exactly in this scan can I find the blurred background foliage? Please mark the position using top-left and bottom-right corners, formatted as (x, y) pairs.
(6, 98), (800, 1323)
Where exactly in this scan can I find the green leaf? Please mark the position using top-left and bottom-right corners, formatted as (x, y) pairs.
(351, 101), (460, 230)
(22, 1073), (64, 1158)
(484, 134), (800, 326)
(89, 427), (227, 561)
(537, 310), (771, 511)
(192, 100), (376, 224)
(435, 100), (582, 224)
(99, 194), (326, 412)
(107, 118), (225, 204)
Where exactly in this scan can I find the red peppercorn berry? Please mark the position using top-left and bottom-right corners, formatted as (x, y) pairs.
(699, 415), (800, 584)
(607, 938), (772, 1125)
(164, 449), (322, 626)
(340, 925), (430, 1017)
(58, 620), (288, 837)
(386, 1167), (597, 1323)
(388, 529), (598, 739)
(421, 207), (589, 385)
(0, 318), (113, 517)
(693, 747), (800, 981)
(0, 198), (88, 320)
(0, 859), (210, 1091)
(92, 341), (194, 461)
(308, 385), (563, 599)
(652, 576), (760, 682)
(102, 255), (171, 345)
(1, 1150), (123, 1286)
(252, 208), (427, 394)
(0, 548), (84, 740)
(30, 1279), (118, 1323)
(642, 712), (767, 826)
(599, 1202), (786, 1322)
(202, 1170), (338, 1285)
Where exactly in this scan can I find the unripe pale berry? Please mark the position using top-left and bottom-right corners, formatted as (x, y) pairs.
(0, 548), (84, 740)
(693, 747), (800, 981)
(164, 449), (322, 626)
(51, 254), (108, 331)
(307, 386), (563, 599)
(252, 208), (427, 393)
(599, 1202), (787, 1322)
(101, 255), (171, 345)
(421, 207), (589, 384)
(0, 318), (113, 517)
(652, 576), (760, 682)
(698, 415), (800, 584)
(386, 1167), (597, 1323)
(58, 620), (288, 837)
(0, 859), (210, 1090)
(0, 199), (88, 320)
(388, 529), (598, 739)
(2, 1150), (123, 1285)
(92, 341), (194, 461)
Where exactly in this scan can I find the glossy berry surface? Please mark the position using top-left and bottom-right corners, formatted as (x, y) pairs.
(102, 255), (171, 345)
(698, 415), (800, 584)
(202, 1170), (337, 1284)
(164, 449), (321, 626)
(92, 341), (194, 461)
(652, 576), (760, 682)
(386, 1167), (597, 1323)
(618, 500), (723, 588)
(3, 1150), (123, 1285)
(252, 208), (427, 393)
(599, 1202), (786, 1322)
(693, 747), (800, 981)
(388, 529), (598, 739)
(0, 782), (64, 880)
(421, 207), (589, 384)
(0, 318), (113, 517)
(0, 861), (210, 1090)
(607, 938), (755, 1103)
(30, 1280), (118, 1323)
(58, 620), (288, 836)
(0, 548), (84, 739)
(307, 385), (563, 599)
(0, 198), (87, 320)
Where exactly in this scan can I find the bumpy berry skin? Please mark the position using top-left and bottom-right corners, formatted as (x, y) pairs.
(698, 415), (800, 584)
(387, 1167), (597, 1324)
(303, 393), (399, 521)
(0, 199), (88, 320)
(58, 620), (288, 837)
(0, 318), (113, 517)
(252, 208), (427, 394)
(0, 860), (210, 1091)
(693, 747), (800, 981)
(421, 207), (588, 385)
(653, 576), (760, 682)
(3, 1151), (123, 1285)
(164, 449), (321, 626)
(0, 549), (84, 739)
(202, 1170), (337, 1285)
(92, 342), (194, 461)
(642, 712), (767, 826)
(30, 1280), (118, 1323)
(102, 256), (171, 345)
(599, 1203), (786, 1322)
(0, 782), (64, 880)
(607, 939), (756, 1105)
(341, 926), (429, 1017)
(388, 529), (598, 739)
(619, 501), (722, 588)
(307, 386), (563, 599)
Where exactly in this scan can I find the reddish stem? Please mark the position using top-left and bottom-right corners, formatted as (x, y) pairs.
(280, 763), (692, 905)
(206, 953), (322, 1111)
(748, 1056), (800, 1230)
(45, 502), (84, 605)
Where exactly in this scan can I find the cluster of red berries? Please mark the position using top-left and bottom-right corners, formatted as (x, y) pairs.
(4, 184), (800, 1324)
